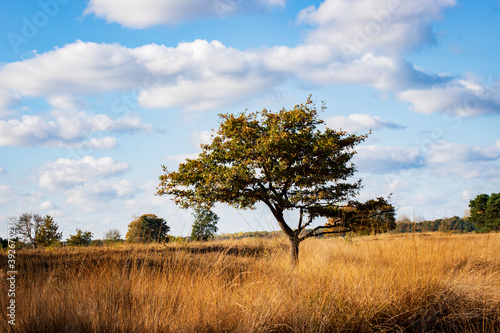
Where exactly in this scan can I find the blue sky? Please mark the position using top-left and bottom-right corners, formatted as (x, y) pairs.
(1, 0), (499, 239)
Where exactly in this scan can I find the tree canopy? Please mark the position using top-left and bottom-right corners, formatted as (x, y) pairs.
(35, 215), (62, 247)
(103, 228), (123, 244)
(469, 192), (500, 231)
(16, 212), (44, 249)
(157, 97), (384, 265)
(190, 206), (219, 241)
(66, 229), (93, 246)
(126, 214), (170, 243)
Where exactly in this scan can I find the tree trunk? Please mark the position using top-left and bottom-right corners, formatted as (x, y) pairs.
(267, 206), (300, 267)
(289, 235), (300, 267)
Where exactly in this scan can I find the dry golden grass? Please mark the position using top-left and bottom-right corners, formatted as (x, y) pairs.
(1, 232), (499, 332)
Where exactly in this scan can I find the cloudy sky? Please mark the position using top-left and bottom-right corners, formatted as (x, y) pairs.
(1, 0), (499, 239)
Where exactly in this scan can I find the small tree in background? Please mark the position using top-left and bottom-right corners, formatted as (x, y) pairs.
(469, 192), (500, 231)
(190, 206), (219, 241)
(35, 215), (62, 246)
(0, 237), (8, 248)
(67, 229), (93, 246)
(103, 228), (122, 244)
(126, 214), (170, 243)
(397, 214), (411, 224)
(16, 212), (44, 249)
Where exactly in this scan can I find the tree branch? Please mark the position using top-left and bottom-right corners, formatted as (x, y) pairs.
(257, 182), (267, 195)
(303, 213), (314, 229)
(297, 208), (303, 231)
(262, 199), (277, 218)
(281, 159), (294, 200)
(300, 224), (350, 241)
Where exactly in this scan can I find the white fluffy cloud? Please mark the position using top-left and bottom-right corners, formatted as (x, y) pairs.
(0, 0), (470, 116)
(139, 73), (276, 110)
(38, 156), (130, 190)
(262, 0), (458, 94)
(0, 41), (143, 97)
(1, 1), (492, 118)
(81, 137), (118, 150)
(0, 111), (152, 147)
(266, 0), (465, 100)
(0, 184), (15, 205)
(0, 40), (279, 112)
(354, 141), (500, 178)
(165, 153), (199, 165)
(261, 0), (453, 91)
(135, 40), (280, 110)
(298, 0), (456, 56)
(0, 115), (56, 146)
(65, 180), (136, 206)
(263, 42), (444, 91)
(0, 39), (430, 114)
(191, 130), (213, 149)
(427, 142), (500, 164)
(85, 0), (286, 28)
(430, 161), (500, 180)
(398, 77), (500, 116)
(326, 113), (405, 132)
(38, 201), (58, 211)
(406, 141), (500, 180)
(0, 90), (20, 111)
(355, 145), (424, 174)
(47, 96), (86, 110)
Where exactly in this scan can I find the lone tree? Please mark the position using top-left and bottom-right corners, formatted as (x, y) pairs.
(191, 206), (219, 241)
(126, 214), (170, 243)
(16, 212), (44, 249)
(157, 97), (383, 266)
(103, 228), (123, 244)
(469, 192), (500, 231)
(35, 215), (62, 247)
(66, 229), (93, 246)
(0, 237), (8, 249)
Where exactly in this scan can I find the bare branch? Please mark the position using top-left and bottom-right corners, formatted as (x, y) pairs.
(302, 213), (314, 229)
(297, 208), (303, 231)
(300, 225), (350, 242)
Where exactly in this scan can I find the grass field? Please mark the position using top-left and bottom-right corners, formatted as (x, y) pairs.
(1, 232), (499, 332)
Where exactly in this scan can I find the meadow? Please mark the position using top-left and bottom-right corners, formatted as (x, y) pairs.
(1, 232), (499, 332)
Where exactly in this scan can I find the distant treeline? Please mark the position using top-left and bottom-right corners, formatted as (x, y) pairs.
(213, 217), (478, 240)
(214, 230), (284, 240)
(392, 216), (477, 233)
